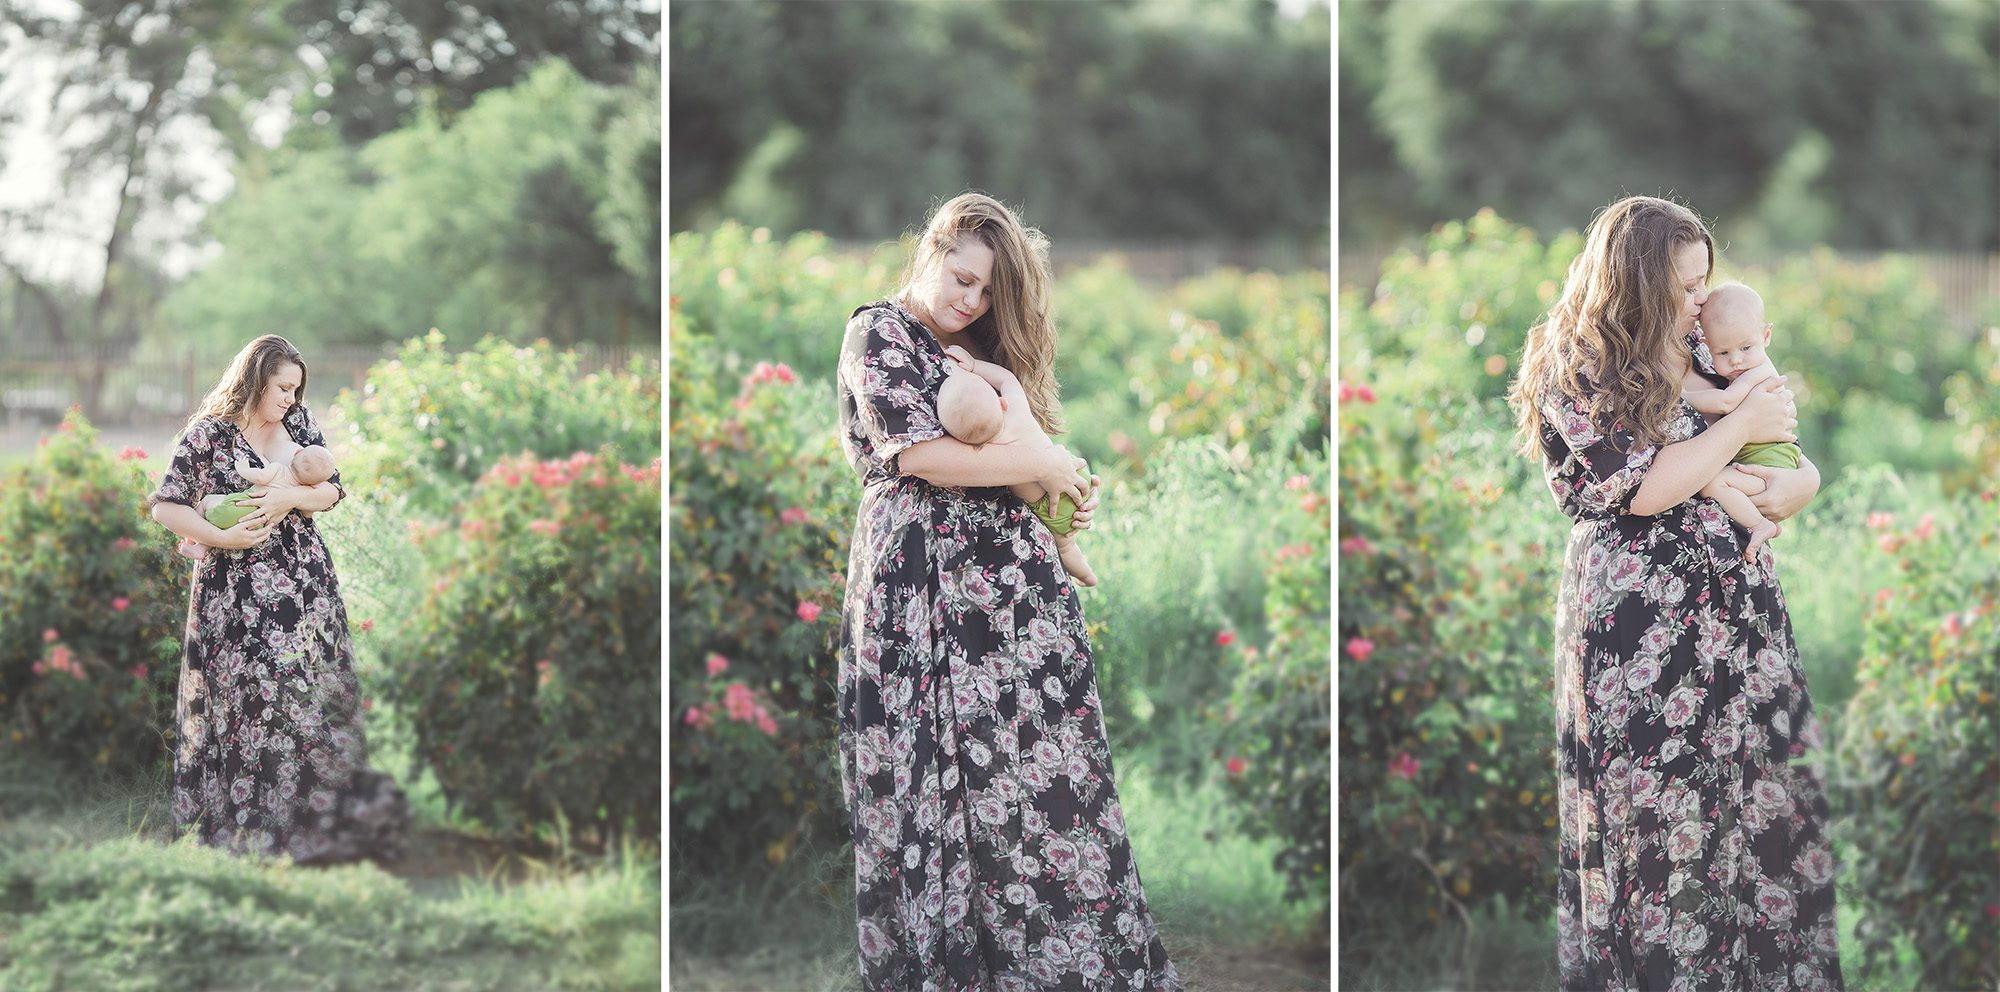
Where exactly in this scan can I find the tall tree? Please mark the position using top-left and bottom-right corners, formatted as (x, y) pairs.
(4, 0), (294, 347)
(285, 0), (657, 144)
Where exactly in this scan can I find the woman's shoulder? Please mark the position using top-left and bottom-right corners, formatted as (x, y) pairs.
(847, 300), (933, 351)
(182, 415), (232, 443)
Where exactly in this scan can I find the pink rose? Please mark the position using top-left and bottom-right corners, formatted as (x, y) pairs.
(797, 601), (822, 623)
(1389, 752), (1420, 781)
(42, 628), (58, 643)
(1226, 757), (1247, 777)
(111, 597), (130, 612)
(780, 507), (810, 525)
(1215, 631), (1236, 647)
(1346, 637), (1375, 662)
(706, 653), (730, 676)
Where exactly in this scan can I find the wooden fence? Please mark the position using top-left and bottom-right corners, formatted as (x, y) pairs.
(0, 342), (659, 433)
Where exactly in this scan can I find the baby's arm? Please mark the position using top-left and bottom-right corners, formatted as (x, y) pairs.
(235, 456), (282, 487)
(945, 346), (1029, 406)
(1682, 362), (1778, 416)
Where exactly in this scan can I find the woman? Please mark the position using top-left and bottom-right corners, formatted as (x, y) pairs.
(1512, 196), (1841, 991)
(148, 335), (408, 864)
(836, 193), (1180, 991)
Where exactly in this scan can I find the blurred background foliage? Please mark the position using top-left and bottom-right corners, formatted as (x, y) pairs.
(669, 0), (1330, 247)
(0, 0), (660, 356)
(1339, 0), (1999, 256)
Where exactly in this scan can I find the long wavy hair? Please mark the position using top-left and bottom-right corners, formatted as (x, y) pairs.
(184, 335), (311, 437)
(1512, 195), (1712, 454)
(895, 191), (1065, 435)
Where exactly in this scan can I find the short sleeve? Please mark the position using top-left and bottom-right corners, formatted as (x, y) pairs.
(149, 420), (214, 509)
(1686, 323), (1729, 389)
(285, 405), (345, 507)
(1540, 386), (1658, 517)
(841, 307), (945, 471)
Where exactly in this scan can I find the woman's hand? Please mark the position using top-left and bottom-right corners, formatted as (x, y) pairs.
(1729, 374), (1797, 445)
(1741, 457), (1821, 523)
(1038, 446), (1091, 508)
(1069, 476), (1103, 530)
(207, 514), (276, 550)
(233, 486), (296, 529)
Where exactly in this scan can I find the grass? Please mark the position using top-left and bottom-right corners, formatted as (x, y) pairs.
(1338, 862), (1924, 992)
(0, 753), (660, 991)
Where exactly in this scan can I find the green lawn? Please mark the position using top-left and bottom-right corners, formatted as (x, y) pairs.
(0, 754), (660, 992)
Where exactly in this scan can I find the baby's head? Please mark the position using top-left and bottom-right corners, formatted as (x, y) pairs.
(937, 367), (1004, 446)
(1698, 282), (1773, 380)
(290, 445), (336, 485)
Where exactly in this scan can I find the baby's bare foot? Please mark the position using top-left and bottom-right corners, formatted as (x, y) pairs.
(1058, 539), (1098, 588)
(1744, 520), (1780, 561)
(177, 537), (209, 561)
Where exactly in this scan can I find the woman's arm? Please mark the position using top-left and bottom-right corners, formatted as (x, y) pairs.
(1628, 376), (1795, 516)
(898, 436), (1090, 506)
(1626, 417), (1756, 516)
(237, 481), (341, 524)
(152, 501), (273, 550)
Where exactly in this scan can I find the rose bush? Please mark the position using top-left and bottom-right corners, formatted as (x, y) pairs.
(1335, 378), (1565, 938)
(1834, 484), (1999, 992)
(372, 444), (661, 843)
(325, 331), (660, 515)
(1222, 455), (1331, 908)
(0, 410), (187, 775)
(666, 323), (851, 871)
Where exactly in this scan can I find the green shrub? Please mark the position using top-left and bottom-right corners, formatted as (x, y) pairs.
(1222, 453), (1331, 908)
(667, 327), (850, 872)
(1834, 484), (1999, 992)
(667, 222), (897, 386)
(1073, 438), (1301, 782)
(375, 447), (661, 843)
(325, 331), (660, 515)
(1335, 381), (1566, 936)
(0, 410), (187, 775)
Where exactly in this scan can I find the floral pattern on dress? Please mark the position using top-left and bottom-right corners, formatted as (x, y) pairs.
(1540, 335), (1842, 991)
(150, 408), (408, 864)
(836, 301), (1180, 992)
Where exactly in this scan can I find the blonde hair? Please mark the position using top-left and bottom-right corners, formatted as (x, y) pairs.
(184, 335), (310, 438)
(1512, 196), (1712, 453)
(1699, 282), (1766, 341)
(895, 192), (1064, 435)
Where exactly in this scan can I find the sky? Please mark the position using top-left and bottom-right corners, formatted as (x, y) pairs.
(0, 14), (250, 290)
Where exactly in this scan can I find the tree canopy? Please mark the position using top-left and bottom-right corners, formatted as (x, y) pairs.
(669, 0), (1331, 245)
(1341, 0), (1999, 252)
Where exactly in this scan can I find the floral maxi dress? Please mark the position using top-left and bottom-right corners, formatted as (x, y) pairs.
(150, 410), (408, 863)
(836, 301), (1181, 992)
(1540, 335), (1841, 992)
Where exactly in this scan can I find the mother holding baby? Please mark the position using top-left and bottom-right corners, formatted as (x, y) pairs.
(147, 335), (407, 864)
(835, 192), (1180, 990)
(1512, 196), (1842, 990)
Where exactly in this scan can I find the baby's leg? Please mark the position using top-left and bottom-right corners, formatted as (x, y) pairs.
(1702, 465), (1780, 558)
(1051, 531), (1098, 588)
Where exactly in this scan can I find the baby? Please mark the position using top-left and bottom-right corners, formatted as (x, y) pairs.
(1680, 282), (1802, 558)
(178, 445), (337, 560)
(936, 345), (1098, 587)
